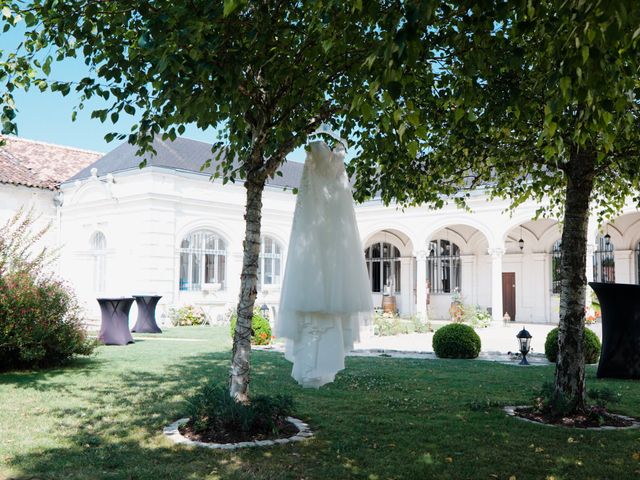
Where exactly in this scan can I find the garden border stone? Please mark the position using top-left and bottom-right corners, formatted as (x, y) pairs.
(504, 405), (640, 431)
(163, 416), (313, 449)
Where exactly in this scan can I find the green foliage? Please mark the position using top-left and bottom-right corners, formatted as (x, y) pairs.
(230, 308), (272, 346)
(0, 207), (56, 277)
(544, 327), (601, 364)
(352, 1), (640, 218)
(534, 382), (621, 419)
(185, 382), (294, 438)
(588, 387), (622, 408)
(432, 323), (481, 359)
(169, 305), (206, 327)
(462, 304), (492, 329)
(533, 381), (575, 419)
(1, 1), (420, 182)
(0, 210), (95, 370)
(373, 311), (432, 336)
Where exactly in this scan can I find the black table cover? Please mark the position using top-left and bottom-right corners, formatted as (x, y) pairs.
(590, 282), (640, 379)
(131, 295), (163, 333)
(97, 297), (135, 345)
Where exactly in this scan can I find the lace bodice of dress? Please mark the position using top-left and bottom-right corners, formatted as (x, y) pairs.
(305, 141), (349, 189)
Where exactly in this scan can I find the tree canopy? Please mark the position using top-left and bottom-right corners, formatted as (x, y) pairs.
(350, 0), (640, 412)
(0, 0), (440, 400)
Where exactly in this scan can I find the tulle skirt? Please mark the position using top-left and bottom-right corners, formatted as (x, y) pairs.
(276, 142), (373, 388)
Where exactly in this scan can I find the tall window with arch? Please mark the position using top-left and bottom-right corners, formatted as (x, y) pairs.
(551, 239), (562, 294)
(258, 236), (282, 288)
(364, 242), (401, 294)
(179, 230), (226, 291)
(427, 239), (461, 294)
(593, 233), (615, 283)
(90, 231), (107, 293)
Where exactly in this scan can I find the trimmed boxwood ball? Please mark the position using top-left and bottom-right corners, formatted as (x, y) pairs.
(545, 327), (601, 364)
(432, 323), (481, 359)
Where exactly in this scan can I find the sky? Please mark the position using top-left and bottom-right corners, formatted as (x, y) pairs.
(0, 27), (307, 162)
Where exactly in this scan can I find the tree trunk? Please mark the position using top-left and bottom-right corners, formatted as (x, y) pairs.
(554, 148), (596, 413)
(230, 174), (266, 402)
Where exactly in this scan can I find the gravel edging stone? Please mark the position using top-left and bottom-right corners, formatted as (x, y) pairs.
(163, 416), (312, 449)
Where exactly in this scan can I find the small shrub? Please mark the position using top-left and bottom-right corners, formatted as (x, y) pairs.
(374, 311), (432, 336)
(432, 323), (481, 359)
(0, 271), (96, 371)
(462, 305), (492, 328)
(169, 305), (206, 326)
(0, 211), (95, 371)
(230, 308), (272, 345)
(588, 387), (621, 408)
(532, 381), (575, 418)
(185, 382), (294, 439)
(544, 327), (601, 364)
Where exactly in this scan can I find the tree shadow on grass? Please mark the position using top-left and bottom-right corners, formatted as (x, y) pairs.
(0, 356), (108, 392)
(6, 351), (638, 480)
(4, 350), (319, 480)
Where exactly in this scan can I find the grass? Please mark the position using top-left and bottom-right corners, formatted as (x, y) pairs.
(2, 326), (640, 480)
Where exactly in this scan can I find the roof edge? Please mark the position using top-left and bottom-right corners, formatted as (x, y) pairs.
(1, 135), (104, 156)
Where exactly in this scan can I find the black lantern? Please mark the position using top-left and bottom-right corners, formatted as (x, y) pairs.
(518, 238), (524, 251)
(260, 303), (269, 318)
(604, 233), (611, 246)
(516, 327), (532, 365)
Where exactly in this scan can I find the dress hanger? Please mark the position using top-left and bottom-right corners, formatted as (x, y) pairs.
(308, 123), (349, 151)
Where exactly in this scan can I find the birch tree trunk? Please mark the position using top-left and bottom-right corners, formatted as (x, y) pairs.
(554, 148), (596, 413)
(230, 173), (266, 402)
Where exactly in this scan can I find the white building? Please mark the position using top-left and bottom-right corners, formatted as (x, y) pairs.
(3, 136), (640, 326)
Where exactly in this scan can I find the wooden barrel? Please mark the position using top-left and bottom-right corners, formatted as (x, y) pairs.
(382, 295), (397, 314)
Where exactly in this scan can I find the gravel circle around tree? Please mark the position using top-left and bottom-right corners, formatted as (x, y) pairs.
(163, 416), (313, 450)
(504, 406), (640, 431)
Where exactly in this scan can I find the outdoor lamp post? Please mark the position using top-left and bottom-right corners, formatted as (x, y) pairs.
(260, 303), (269, 318)
(516, 327), (532, 365)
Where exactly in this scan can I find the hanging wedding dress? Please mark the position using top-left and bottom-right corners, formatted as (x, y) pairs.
(276, 141), (373, 388)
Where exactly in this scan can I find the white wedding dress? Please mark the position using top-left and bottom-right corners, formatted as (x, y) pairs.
(276, 141), (373, 388)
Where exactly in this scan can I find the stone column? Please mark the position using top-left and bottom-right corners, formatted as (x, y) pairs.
(489, 247), (504, 326)
(415, 250), (428, 320)
(531, 253), (547, 322)
(614, 250), (633, 284)
(400, 256), (413, 317)
(460, 254), (475, 305)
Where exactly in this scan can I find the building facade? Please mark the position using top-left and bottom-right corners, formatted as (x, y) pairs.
(4, 136), (640, 326)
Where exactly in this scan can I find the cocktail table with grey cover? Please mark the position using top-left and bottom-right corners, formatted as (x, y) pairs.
(97, 297), (135, 345)
(131, 295), (163, 333)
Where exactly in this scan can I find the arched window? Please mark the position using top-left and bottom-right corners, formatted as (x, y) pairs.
(551, 240), (562, 294)
(179, 230), (226, 291)
(258, 236), (282, 287)
(365, 242), (401, 294)
(90, 231), (107, 292)
(427, 239), (460, 294)
(593, 234), (615, 283)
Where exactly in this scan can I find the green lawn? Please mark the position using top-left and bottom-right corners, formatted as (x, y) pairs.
(2, 326), (640, 480)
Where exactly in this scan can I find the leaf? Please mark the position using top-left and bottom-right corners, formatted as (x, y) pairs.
(454, 108), (465, 123)
(223, 0), (241, 17)
(559, 76), (571, 98)
(581, 46), (589, 64)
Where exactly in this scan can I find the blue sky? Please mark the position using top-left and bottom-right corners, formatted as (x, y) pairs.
(1, 27), (307, 162)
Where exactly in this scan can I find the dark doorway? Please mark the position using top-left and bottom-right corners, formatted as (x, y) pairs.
(502, 272), (516, 321)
